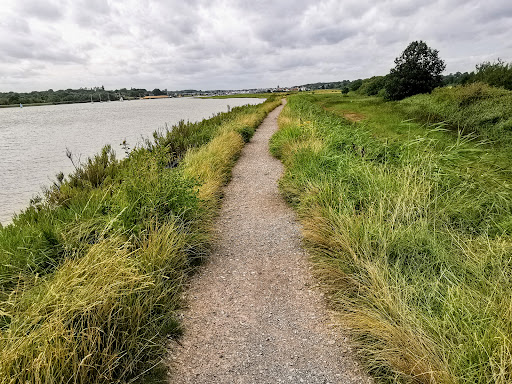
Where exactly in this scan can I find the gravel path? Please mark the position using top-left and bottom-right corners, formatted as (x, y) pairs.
(168, 102), (373, 384)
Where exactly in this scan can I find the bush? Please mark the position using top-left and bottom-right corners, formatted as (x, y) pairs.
(358, 76), (387, 96)
(474, 59), (512, 90)
(350, 79), (363, 91)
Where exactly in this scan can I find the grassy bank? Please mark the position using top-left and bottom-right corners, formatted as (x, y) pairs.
(271, 93), (512, 383)
(0, 97), (281, 383)
(399, 83), (512, 145)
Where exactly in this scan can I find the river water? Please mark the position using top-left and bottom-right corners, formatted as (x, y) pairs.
(0, 97), (263, 224)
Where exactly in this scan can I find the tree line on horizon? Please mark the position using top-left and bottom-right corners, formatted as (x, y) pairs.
(0, 87), (172, 106)
(3, 42), (511, 105)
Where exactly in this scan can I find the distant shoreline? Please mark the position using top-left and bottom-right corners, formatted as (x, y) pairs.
(0, 94), (281, 108)
(0, 99), (138, 109)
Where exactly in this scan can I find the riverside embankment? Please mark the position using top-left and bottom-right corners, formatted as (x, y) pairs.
(0, 97), (281, 383)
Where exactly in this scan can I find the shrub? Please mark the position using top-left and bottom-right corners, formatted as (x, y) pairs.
(350, 79), (363, 91)
(358, 76), (387, 96)
(474, 59), (512, 90)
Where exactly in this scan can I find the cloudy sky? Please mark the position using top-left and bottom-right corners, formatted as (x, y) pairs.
(0, 0), (511, 92)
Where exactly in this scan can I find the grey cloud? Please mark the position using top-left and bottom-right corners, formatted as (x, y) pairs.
(0, 39), (38, 59)
(330, 0), (374, 19)
(275, 54), (318, 71)
(254, 20), (356, 49)
(1, 0), (511, 92)
(10, 68), (42, 79)
(37, 49), (86, 64)
(18, 0), (63, 21)
(0, 39), (86, 64)
(0, 17), (86, 65)
(127, 2), (205, 46)
(474, 1), (512, 22)
(309, 25), (357, 45)
(71, 0), (113, 27)
(1, 17), (31, 34)
(237, 0), (314, 18)
(385, 0), (426, 17)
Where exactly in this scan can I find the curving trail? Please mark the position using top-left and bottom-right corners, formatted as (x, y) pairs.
(168, 101), (373, 384)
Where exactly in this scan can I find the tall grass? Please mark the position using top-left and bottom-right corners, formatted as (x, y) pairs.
(399, 83), (512, 145)
(0, 97), (282, 383)
(271, 94), (512, 383)
(0, 228), (185, 383)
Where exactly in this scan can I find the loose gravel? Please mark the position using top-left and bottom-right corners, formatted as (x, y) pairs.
(167, 102), (373, 384)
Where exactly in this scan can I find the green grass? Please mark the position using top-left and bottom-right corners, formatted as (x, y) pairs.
(0, 96), (282, 383)
(399, 83), (512, 145)
(271, 93), (512, 383)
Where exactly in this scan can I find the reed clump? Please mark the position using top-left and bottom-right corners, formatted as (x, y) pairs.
(0, 97), (282, 383)
(271, 94), (512, 383)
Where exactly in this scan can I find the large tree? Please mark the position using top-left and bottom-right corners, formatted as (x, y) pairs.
(385, 41), (445, 100)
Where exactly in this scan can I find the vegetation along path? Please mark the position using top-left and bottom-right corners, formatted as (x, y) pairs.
(168, 101), (372, 383)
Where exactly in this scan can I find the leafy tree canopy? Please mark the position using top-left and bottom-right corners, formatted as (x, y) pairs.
(385, 40), (446, 100)
(350, 79), (363, 91)
(152, 88), (165, 96)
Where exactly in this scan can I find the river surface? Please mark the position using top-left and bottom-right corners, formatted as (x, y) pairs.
(0, 97), (263, 224)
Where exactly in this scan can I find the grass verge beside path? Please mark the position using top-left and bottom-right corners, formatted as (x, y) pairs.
(270, 93), (512, 383)
(0, 97), (282, 383)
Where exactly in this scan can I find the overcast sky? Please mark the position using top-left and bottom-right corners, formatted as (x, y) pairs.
(0, 0), (511, 92)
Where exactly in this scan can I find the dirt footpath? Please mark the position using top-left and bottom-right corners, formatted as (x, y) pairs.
(168, 102), (373, 384)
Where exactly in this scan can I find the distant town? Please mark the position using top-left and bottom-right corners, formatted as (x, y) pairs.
(1, 82), (358, 107)
(166, 85), (311, 97)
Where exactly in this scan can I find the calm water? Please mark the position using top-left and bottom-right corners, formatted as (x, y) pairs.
(0, 97), (263, 224)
